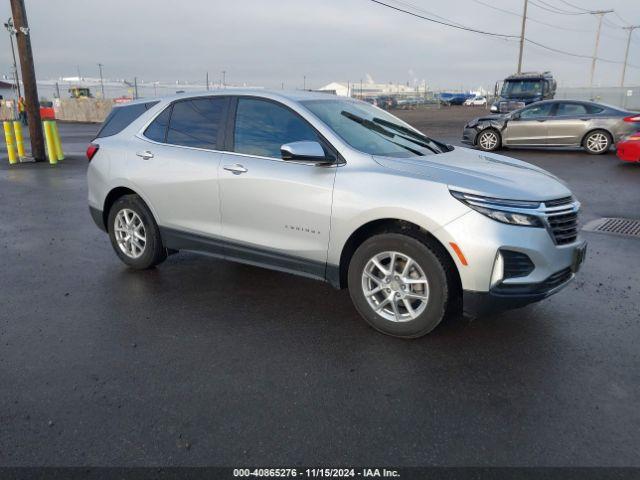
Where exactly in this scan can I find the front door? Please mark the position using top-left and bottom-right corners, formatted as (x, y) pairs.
(218, 97), (336, 279)
(503, 102), (555, 146)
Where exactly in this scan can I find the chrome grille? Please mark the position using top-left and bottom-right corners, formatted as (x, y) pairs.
(543, 197), (579, 245)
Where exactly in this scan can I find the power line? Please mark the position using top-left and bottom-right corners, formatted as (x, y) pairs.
(529, 0), (592, 15)
(366, 0), (639, 69)
(612, 11), (630, 27)
(556, 0), (591, 12)
(473, 0), (592, 32)
(367, 0), (519, 38)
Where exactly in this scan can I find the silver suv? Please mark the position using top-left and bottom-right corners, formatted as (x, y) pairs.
(87, 90), (586, 338)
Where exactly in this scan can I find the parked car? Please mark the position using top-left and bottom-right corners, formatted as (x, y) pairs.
(616, 132), (640, 162)
(463, 100), (640, 154)
(87, 91), (586, 338)
(464, 96), (488, 107)
(440, 93), (473, 106)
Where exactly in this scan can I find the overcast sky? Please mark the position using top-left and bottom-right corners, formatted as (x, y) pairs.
(1, 0), (638, 90)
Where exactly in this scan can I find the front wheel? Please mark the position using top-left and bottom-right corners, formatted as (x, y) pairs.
(476, 128), (501, 152)
(348, 233), (451, 338)
(583, 130), (611, 155)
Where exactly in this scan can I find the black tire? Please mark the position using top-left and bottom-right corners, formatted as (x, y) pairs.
(582, 130), (612, 155)
(476, 128), (501, 152)
(107, 194), (167, 269)
(347, 233), (451, 338)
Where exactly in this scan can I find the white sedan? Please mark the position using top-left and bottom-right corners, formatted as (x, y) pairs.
(464, 96), (488, 107)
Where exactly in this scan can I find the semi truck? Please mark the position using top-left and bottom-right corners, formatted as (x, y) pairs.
(490, 71), (557, 113)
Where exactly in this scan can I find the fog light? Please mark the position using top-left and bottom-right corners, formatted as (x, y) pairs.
(490, 251), (504, 288)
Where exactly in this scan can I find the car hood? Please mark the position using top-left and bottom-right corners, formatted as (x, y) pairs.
(373, 147), (571, 201)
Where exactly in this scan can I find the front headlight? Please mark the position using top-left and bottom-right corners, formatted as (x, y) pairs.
(450, 190), (544, 228)
(490, 105), (498, 112)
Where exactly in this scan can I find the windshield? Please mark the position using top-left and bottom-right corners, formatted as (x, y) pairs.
(501, 80), (543, 98)
(301, 99), (448, 157)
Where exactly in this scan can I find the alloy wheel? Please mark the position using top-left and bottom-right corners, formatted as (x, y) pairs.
(586, 132), (609, 153)
(114, 208), (146, 259)
(479, 131), (498, 150)
(361, 251), (430, 323)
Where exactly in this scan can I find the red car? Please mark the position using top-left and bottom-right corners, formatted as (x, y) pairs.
(616, 133), (640, 162)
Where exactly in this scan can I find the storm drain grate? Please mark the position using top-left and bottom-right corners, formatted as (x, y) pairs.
(583, 218), (640, 238)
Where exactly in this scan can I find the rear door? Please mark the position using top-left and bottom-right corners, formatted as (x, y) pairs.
(544, 102), (592, 145)
(503, 102), (555, 145)
(128, 96), (229, 236)
(217, 97), (337, 278)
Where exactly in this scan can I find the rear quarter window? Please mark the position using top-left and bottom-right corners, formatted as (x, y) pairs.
(95, 101), (159, 139)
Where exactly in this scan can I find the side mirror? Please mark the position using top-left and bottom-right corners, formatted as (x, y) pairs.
(511, 112), (521, 120)
(281, 141), (327, 162)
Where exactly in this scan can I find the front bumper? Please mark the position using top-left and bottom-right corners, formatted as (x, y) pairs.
(462, 266), (576, 317)
(461, 127), (478, 145)
(436, 208), (587, 315)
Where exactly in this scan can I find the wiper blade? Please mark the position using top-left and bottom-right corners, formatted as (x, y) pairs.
(372, 117), (449, 153)
(340, 110), (425, 156)
(341, 111), (393, 137)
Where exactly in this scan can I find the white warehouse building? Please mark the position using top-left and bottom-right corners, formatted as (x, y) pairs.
(318, 81), (422, 98)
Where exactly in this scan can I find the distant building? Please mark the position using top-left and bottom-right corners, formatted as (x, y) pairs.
(319, 81), (420, 98)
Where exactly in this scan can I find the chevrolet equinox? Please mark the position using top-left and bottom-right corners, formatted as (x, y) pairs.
(87, 90), (586, 338)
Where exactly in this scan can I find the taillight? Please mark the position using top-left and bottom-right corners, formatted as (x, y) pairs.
(623, 115), (640, 123)
(86, 143), (99, 161)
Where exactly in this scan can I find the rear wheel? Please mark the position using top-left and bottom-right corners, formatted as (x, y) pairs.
(348, 233), (451, 338)
(107, 194), (167, 269)
(583, 130), (611, 155)
(476, 128), (501, 152)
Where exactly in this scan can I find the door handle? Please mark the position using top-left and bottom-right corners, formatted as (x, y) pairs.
(136, 150), (154, 160)
(223, 164), (248, 175)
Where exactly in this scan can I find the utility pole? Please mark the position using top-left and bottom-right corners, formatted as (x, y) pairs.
(206, 71), (209, 90)
(589, 10), (613, 88)
(97, 63), (105, 98)
(133, 76), (138, 99)
(621, 25), (639, 87)
(9, 0), (44, 161)
(221, 70), (226, 88)
(517, 0), (528, 74)
(303, 75), (306, 90)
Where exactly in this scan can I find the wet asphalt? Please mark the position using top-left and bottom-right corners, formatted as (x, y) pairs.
(0, 110), (639, 466)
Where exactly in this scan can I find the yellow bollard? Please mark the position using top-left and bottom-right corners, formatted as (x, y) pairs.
(51, 121), (64, 160)
(3, 121), (18, 165)
(43, 120), (58, 165)
(13, 121), (25, 159)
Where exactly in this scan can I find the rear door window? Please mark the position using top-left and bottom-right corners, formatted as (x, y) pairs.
(96, 101), (158, 138)
(555, 103), (588, 116)
(585, 104), (605, 115)
(165, 97), (226, 149)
